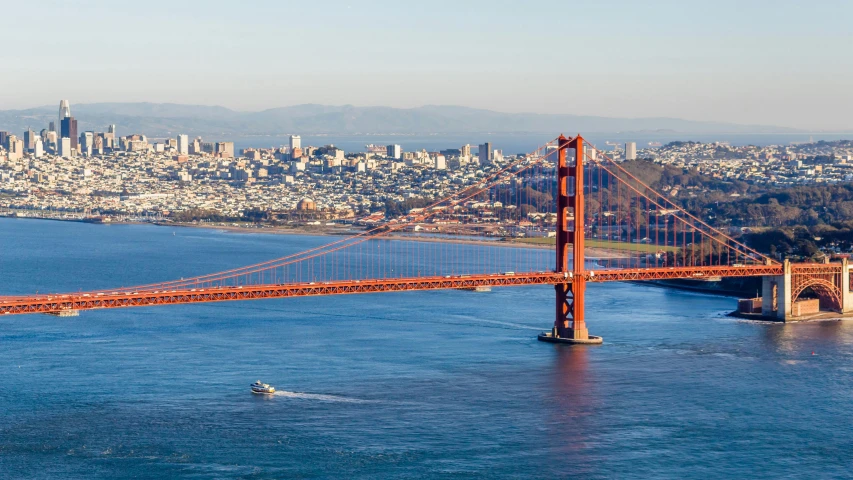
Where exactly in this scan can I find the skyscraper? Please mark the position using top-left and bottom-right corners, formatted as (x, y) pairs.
(461, 144), (471, 157)
(48, 121), (56, 133)
(177, 134), (189, 155)
(59, 100), (71, 127)
(625, 142), (637, 160)
(61, 117), (78, 149)
(290, 135), (301, 151)
(478, 142), (493, 164)
(0, 131), (9, 149)
(59, 137), (72, 157)
(386, 144), (402, 159)
(24, 128), (36, 150)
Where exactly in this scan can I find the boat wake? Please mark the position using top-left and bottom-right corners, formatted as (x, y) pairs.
(273, 390), (370, 403)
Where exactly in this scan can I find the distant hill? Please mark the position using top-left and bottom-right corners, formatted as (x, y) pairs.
(0, 102), (803, 137)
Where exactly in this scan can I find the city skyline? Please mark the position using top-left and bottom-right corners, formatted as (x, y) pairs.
(0, 1), (851, 131)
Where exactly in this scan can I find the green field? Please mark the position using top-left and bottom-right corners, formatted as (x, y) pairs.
(512, 237), (678, 253)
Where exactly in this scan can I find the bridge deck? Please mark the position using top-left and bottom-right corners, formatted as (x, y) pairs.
(0, 265), (783, 316)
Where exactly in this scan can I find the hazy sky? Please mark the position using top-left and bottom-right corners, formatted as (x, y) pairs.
(1, 0), (851, 130)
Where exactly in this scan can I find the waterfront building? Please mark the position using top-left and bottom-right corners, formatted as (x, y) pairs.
(386, 144), (402, 159)
(290, 135), (301, 151)
(626, 142), (637, 160)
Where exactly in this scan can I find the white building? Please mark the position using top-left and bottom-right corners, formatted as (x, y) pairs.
(177, 134), (189, 155)
(290, 135), (301, 151)
(625, 142), (637, 160)
(59, 137), (72, 157)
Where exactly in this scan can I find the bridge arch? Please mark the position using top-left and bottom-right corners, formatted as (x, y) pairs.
(791, 277), (842, 311)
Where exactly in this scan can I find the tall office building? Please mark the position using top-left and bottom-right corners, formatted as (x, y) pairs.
(24, 128), (36, 150)
(48, 121), (56, 133)
(177, 134), (189, 155)
(108, 124), (116, 134)
(625, 142), (637, 160)
(7, 136), (23, 161)
(80, 131), (94, 156)
(59, 137), (72, 157)
(289, 135), (301, 151)
(34, 139), (44, 158)
(386, 144), (402, 159)
(61, 117), (78, 149)
(478, 142), (493, 164)
(59, 100), (71, 127)
(0, 131), (9, 149)
(461, 144), (471, 157)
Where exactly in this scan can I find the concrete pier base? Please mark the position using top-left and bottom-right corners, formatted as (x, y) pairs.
(537, 330), (603, 345)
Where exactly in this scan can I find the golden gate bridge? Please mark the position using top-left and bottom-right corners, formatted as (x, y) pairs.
(2, 135), (850, 343)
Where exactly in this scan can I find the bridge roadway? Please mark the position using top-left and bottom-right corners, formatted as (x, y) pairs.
(0, 265), (783, 316)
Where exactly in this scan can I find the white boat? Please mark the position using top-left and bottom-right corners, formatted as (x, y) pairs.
(251, 380), (275, 395)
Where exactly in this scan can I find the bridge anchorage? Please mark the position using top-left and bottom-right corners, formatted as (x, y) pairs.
(2, 133), (848, 338)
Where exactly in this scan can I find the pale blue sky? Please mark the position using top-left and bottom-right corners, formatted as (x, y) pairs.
(1, 0), (851, 129)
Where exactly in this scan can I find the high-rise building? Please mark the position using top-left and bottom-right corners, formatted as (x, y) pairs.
(386, 144), (402, 159)
(48, 121), (56, 133)
(59, 137), (72, 157)
(215, 142), (234, 158)
(461, 144), (471, 157)
(80, 131), (94, 156)
(108, 124), (116, 134)
(625, 142), (637, 160)
(478, 142), (493, 164)
(0, 131), (9, 149)
(24, 128), (36, 150)
(34, 139), (44, 158)
(59, 100), (71, 127)
(177, 134), (189, 155)
(7, 136), (24, 161)
(61, 117), (78, 149)
(289, 135), (301, 151)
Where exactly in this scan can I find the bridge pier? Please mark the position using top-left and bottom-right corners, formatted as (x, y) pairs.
(842, 258), (853, 313)
(762, 259), (792, 320)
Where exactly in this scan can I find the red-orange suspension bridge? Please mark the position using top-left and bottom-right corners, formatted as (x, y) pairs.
(1, 135), (841, 343)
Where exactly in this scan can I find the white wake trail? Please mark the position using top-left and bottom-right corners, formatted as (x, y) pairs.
(273, 390), (370, 403)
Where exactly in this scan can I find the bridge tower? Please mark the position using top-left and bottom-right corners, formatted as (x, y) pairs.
(539, 135), (603, 345)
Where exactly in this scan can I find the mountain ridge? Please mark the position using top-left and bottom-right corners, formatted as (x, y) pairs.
(0, 102), (806, 137)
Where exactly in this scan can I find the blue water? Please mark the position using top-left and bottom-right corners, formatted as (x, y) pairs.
(233, 132), (853, 155)
(2, 218), (853, 479)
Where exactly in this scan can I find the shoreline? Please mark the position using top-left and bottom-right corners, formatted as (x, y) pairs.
(0, 214), (643, 260)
